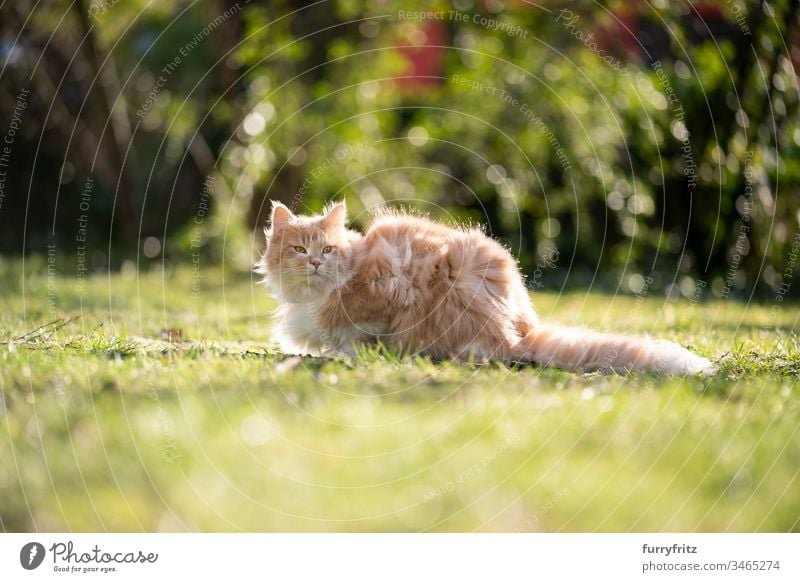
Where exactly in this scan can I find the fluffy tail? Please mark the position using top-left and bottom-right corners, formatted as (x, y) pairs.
(513, 324), (713, 374)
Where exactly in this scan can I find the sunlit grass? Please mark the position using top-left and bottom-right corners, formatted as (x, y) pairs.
(0, 260), (798, 532)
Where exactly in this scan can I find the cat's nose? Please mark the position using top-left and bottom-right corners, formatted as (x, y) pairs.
(310, 258), (321, 269)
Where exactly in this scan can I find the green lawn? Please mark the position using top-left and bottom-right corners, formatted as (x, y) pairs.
(1, 258), (798, 532)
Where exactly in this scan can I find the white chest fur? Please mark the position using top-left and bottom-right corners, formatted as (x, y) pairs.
(274, 302), (330, 355)
(273, 302), (387, 357)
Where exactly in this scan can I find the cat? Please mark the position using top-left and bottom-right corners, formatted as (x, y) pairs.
(257, 200), (714, 374)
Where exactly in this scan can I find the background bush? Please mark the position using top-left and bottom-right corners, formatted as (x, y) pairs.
(1, 0), (798, 299)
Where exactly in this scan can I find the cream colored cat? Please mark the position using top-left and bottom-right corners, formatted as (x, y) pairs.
(257, 200), (713, 374)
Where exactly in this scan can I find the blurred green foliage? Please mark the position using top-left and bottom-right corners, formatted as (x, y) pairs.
(1, 0), (799, 298)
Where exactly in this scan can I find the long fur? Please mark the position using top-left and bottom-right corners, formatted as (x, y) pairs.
(257, 201), (713, 374)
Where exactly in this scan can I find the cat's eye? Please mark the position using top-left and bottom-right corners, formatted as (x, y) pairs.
(293, 246), (307, 254)
(322, 246), (333, 254)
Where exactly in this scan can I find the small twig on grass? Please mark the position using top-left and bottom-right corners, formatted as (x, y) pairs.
(3, 316), (81, 344)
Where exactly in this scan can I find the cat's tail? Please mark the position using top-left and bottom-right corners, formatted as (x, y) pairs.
(512, 324), (714, 374)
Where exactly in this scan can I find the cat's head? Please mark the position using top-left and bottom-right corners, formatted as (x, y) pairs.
(258, 200), (353, 302)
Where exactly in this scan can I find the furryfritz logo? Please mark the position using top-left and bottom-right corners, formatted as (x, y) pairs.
(20, 542), (46, 570)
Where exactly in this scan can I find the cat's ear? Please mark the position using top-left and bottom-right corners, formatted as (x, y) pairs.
(322, 201), (347, 230)
(270, 201), (294, 229)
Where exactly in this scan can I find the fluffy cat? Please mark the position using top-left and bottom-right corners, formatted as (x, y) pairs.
(257, 200), (713, 374)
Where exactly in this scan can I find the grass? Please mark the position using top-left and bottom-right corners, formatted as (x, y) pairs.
(0, 257), (798, 532)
